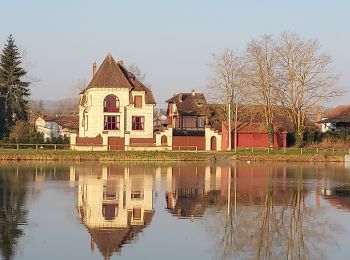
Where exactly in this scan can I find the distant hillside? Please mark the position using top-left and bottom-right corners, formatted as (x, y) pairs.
(31, 98), (79, 116)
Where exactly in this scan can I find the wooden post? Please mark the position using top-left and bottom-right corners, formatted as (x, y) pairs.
(17, 144), (19, 150)
(332, 148), (335, 155)
(54, 144), (57, 151)
(251, 147), (254, 153)
(36, 144), (38, 151)
(300, 148), (303, 155)
(316, 148), (319, 154)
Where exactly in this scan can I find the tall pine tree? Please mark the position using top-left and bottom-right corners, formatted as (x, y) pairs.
(0, 35), (30, 138)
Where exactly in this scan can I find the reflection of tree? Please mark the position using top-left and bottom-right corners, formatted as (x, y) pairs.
(207, 165), (337, 260)
(0, 168), (29, 260)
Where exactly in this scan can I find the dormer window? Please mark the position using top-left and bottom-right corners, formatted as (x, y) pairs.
(104, 94), (119, 112)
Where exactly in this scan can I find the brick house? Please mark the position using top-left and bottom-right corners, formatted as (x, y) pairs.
(161, 91), (222, 151)
(72, 53), (156, 150)
(166, 90), (210, 130)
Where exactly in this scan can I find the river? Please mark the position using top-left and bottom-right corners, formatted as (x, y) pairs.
(0, 161), (349, 259)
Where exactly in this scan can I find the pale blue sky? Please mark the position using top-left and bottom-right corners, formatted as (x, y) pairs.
(0, 0), (349, 106)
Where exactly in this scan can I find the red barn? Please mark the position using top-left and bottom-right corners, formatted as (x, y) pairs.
(221, 122), (287, 149)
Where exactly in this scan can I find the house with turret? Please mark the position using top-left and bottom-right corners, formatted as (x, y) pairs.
(70, 53), (222, 151)
(71, 53), (156, 150)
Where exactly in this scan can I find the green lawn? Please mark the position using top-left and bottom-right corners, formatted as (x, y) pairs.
(0, 148), (347, 162)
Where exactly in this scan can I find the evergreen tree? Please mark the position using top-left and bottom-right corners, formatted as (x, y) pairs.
(0, 35), (30, 138)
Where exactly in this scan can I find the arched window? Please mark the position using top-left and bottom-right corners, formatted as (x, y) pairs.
(104, 94), (119, 112)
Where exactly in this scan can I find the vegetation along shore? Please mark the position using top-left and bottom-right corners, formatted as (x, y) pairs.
(0, 149), (346, 162)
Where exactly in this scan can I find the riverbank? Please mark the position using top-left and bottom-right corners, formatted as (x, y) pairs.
(0, 149), (346, 162)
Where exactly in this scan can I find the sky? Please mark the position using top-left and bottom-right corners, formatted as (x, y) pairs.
(0, 0), (349, 107)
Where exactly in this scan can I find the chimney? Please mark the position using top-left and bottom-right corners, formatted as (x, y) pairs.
(92, 62), (97, 77)
(90, 235), (94, 253)
(118, 60), (124, 66)
(191, 89), (196, 97)
(178, 93), (183, 102)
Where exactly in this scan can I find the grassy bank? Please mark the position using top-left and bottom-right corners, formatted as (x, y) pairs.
(234, 148), (347, 162)
(0, 148), (347, 162)
(0, 150), (210, 161)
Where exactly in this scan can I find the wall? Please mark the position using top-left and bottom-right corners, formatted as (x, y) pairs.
(76, 137), (103, 145)
(126, 91), (154, 138)
(235, 132), (285, 149)
(130, 138), (156, 145)
(172, 136), (205, 150)
(79, 88), (129, 138)
(205, 126), (222, 151)
(155, 127), (173, 150)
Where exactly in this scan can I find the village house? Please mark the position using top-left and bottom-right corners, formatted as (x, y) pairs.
(35, 115), (79, 140)
(166, 91), (210, 130)
(318, 105), (350, 132)
(161, 91), (222, 150)
(71, 53), (156, 150)
(71, 54), (222, 151)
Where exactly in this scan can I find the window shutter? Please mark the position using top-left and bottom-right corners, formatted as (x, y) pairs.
(134, 96), (142, 108)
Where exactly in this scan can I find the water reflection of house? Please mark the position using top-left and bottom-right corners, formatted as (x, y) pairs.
(72, 165), (153, 259)
(165, 164), (301, 219)
(165, 165), (225, 218)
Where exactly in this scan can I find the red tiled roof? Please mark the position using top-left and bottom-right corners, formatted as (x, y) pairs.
(208, 104), (319, 133)
(43, 115), (79, 131)
(81, 53), (155, 104)
(321, 105), (350, 123)
(166, 92), (209, 116)
(86, 53), (132, 90)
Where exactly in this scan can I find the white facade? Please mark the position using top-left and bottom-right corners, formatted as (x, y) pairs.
(79, 88), (154, 139)
(35, 116), (72, 140)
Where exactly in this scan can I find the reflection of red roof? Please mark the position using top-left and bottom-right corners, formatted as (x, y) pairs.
(86, 210), (153, 258)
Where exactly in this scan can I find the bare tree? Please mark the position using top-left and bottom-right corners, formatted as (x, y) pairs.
(245, 35), (279, 147)
(127, 63), (146, 82)
(71, 79), (87, 94)
(208, 49), (247, 151)
(276, 32), (342, 147)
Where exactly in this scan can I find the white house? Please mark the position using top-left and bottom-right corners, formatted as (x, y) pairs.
(72, 53), (156, 150)
(35, 115), (79, 140)
(318, 105), (350, 132)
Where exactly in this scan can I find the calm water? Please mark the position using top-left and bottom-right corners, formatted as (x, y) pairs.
(1, 162), (350, 260)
